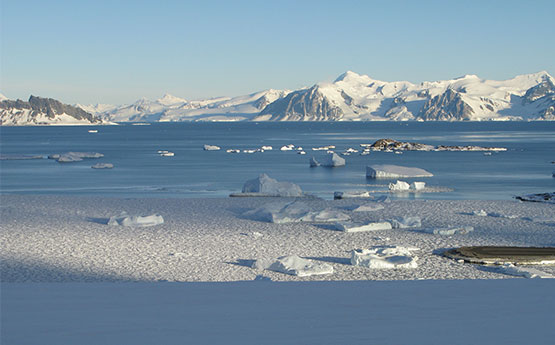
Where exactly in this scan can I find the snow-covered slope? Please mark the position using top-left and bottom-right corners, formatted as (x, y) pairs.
(255, 71), (555, 121)
(92, 90), (290, 123)
(1, 96), (106, 126)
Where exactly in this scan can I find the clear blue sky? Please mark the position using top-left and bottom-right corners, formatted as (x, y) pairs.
(1, 0), (554, 105)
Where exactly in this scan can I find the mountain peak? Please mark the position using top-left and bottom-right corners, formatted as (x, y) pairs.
(157, 93), (187, 106)
(334, 70), (370, 83)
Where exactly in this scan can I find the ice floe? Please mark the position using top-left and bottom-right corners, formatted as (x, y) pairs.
(351, 246), (419, 269)
(107, 212), (164, 227)
(254, 255), (333, 277)
(48, 152), (104, 163)
(333, 191), (372, 199)
(203, 145), (221, 151)
(366, 164), (433, 178)
(91, 163), (114, 169)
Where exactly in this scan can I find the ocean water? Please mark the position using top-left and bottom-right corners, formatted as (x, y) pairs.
(1, 122), (554, 200)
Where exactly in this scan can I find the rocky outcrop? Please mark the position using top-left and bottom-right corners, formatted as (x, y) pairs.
(417, 89), (474, 121)
(256, 86), (343, 121)
(523, 78), (555, 103)
(1, 95), (103, 125)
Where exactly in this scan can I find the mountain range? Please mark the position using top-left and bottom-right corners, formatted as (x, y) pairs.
(1, 71), (554, 125)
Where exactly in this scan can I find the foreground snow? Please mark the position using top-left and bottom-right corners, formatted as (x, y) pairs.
(2, 280), (554, 345)
(1, 195), (554, 282)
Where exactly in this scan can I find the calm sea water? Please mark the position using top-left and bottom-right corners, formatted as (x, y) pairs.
(1, 122), (554, 200)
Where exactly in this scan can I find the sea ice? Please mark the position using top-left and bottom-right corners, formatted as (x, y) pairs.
(254, 255), (334, 277)
(240, 174), (303, 197)
(335, 221), (392, 232)
(496, 264), (554, 279)
(203, 145), (221, 151)
(91, 163), (114, 169)
(333, 191), (372, 199)
(390, 216), (422, 229)
(366, 164), (433, 178)
(351, 246), (418, 269)
(351, 203), (385, 212)
(108, 212), (164, 227)
(389, 180), (410, 191)
(422, 226), (474, 236)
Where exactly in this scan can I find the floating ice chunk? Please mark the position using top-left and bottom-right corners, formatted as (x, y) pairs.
(320, 153), (345, 167)
(298, 151), (306, 155)
(422, 226), (474, 236)
(389, 180), (410, 191)
(160, 151), (174, 157)
(203, 145), (220, 151)
(473, 210), (488, 216)
(352, 203), (385, 212)
(333, 191), (372, 199)
(390, 216), (422, 228)
(226, 149), (240, 153)
(0, 154), (44, 160)
(240, 174), (303, 197)
(280, 145), (294, 151)
(256, 255), (333, 277)
(261, 146), (273, 150)
(351, 246), (418, 269)
(366, 164), (433, 178)
(91, 163), (114, 169)
(49, 152), (104, 163)
(309, 157), (320, 167)
(88, 129), (98, 133)
(496, 264), (554, 279)
(335, 221), (392, 232)
(108, 212), (164, 227)
(410, 182), (426, 190)
(244, 200), (350, 224)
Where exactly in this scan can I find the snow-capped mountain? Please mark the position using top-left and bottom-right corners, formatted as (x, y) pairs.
(94, 89), (290, 123)
(254, 71), (555, 121)
(1, 95), (106, 126)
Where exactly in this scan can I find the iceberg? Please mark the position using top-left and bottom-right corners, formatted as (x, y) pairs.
(239, 174), (303, 197)
(320, 153), (345, 167)
(309, 157), (320, 167)
(351, 246), (418, 269)
(254, 255), (333, 277)
(335, 221), (392, 232)
(108, 212), (164, 227)
(410, 182), (426, 190)
(203, 145), (221, 151)
(366, 164), (433, 178)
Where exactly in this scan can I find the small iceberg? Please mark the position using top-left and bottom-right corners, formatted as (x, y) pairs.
(88, 129), (98, 133)
(253, 255), (333, 277)
(234, 173), (303, 197)
(388, 180), (410, 191)
(91, 163), (114, 169)
(333, 191), (372, 199)
(351, 246), (419, 269)
(203, 145), (221, 151)
(108, 212), (164, 227)
(366, 164), (433, 178)
(310, 153), (345, 167)
(244, 200), (350, 224)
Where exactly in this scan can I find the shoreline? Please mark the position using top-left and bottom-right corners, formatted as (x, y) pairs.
(1, 194), (554, 282)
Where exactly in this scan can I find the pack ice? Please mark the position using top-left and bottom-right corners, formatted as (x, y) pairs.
(367, 164), (433, 178)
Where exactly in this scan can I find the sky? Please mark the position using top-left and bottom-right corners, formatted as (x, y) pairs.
(1, 0), (554, 105)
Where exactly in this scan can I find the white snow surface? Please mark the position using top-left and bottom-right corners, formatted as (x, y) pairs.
(367, 164), (434, 178)
(495, 264), (554, 279)
(2, 195), (555, 282)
